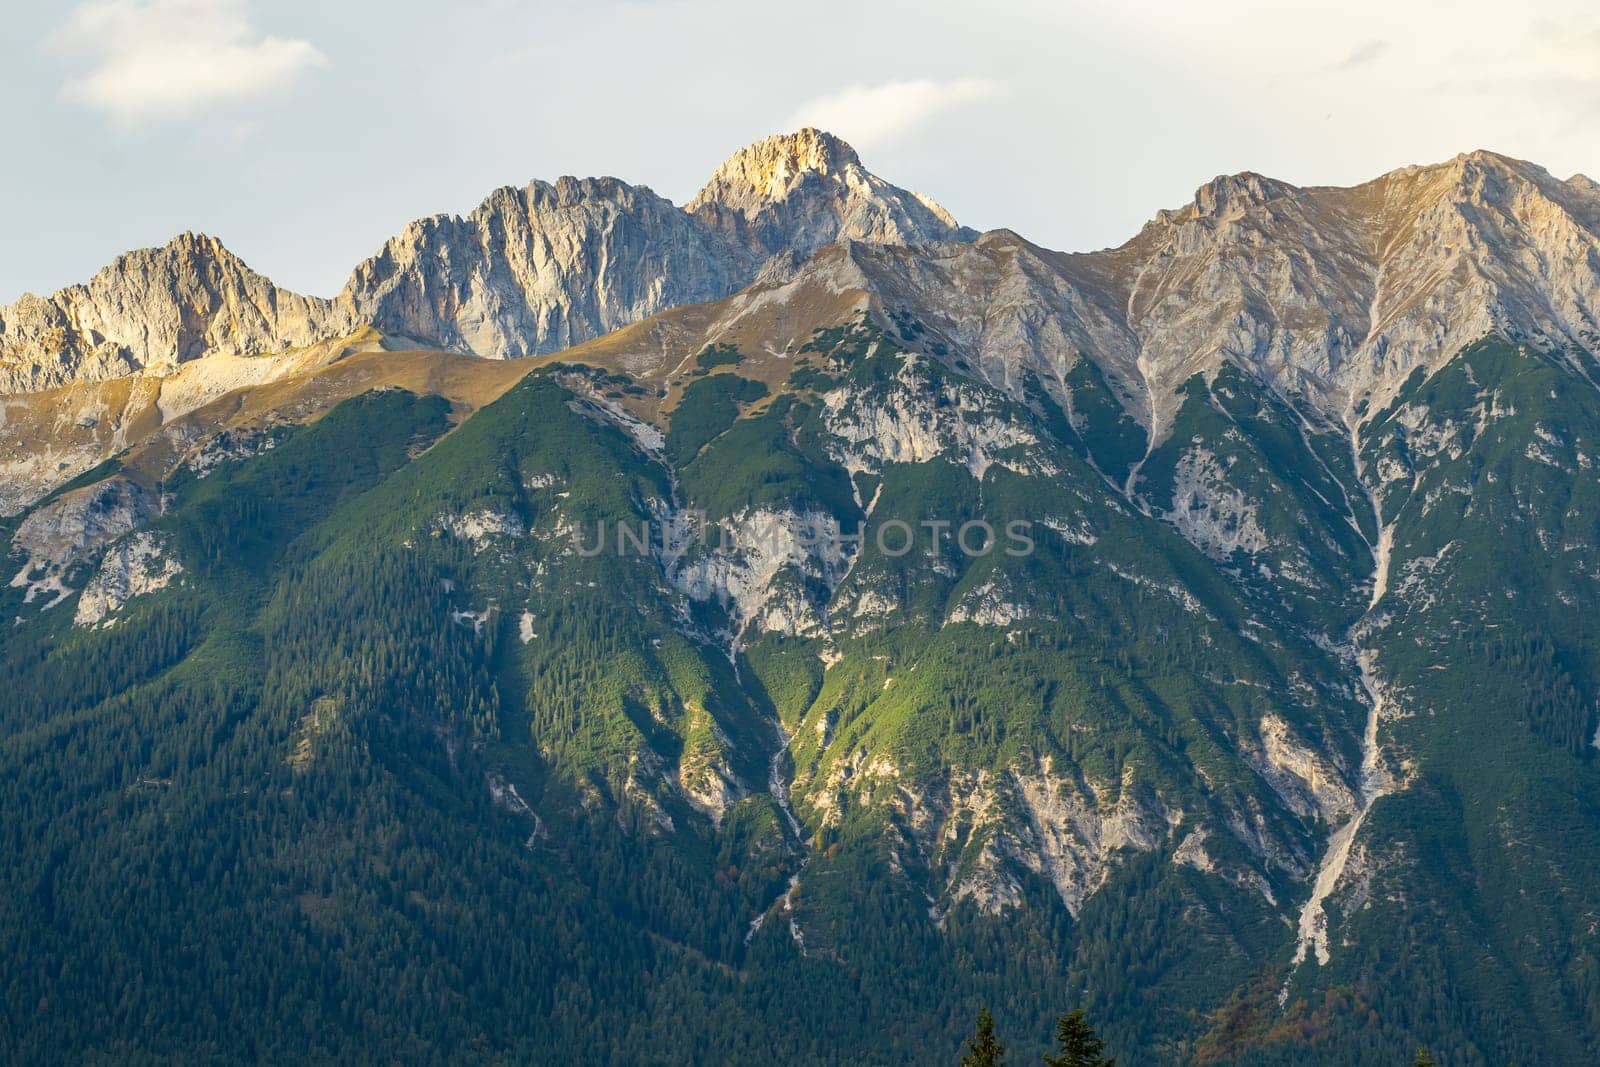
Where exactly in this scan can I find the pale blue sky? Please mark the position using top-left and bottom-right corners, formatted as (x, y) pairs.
(6, 0), (1600, 302)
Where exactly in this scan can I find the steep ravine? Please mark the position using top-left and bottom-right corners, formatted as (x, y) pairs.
(1288, 649), (1391, 971)
(745, 725), (810, 955)
(1286, 431), (1398, 984)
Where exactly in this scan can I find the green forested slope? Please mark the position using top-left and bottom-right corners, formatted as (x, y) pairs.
(3, 329), (1599, 1065)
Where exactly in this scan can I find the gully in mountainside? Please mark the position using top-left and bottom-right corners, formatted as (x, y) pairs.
(1283, 420), (1399, 996)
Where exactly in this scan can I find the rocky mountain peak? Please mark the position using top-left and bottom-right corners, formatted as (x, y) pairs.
(1189, 171), (1300, 221)
(149, 230), (234, 262)
(688, 128), (863, 209)
(687, 128), (973, 258)
(77, 231), (257, 305)
(1444, 146), (1539, 178)
(1370, 148), (1576, 221)
(1038, 146), (1600, 438)
(0, 232), (336, 394)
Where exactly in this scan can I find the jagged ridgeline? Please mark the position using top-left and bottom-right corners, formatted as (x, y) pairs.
(6, 131), (1600, 1065)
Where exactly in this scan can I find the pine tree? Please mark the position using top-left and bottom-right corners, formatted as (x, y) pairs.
(1043, 1009), (1114, 1067)
(1410, 1049), (1437, 1067)
(961, 1006), (1005, 1067)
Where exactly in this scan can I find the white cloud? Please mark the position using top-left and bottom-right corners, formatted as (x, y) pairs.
(1331, 39), (1387, 71)
(53, 0), (326, 126)
(783, 77), (1000, 148)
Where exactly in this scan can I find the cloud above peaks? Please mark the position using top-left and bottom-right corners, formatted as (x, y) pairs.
(54, 0), (326, 126)
(784, 78), (1000, 149)
(1332, 39), (1388, 71)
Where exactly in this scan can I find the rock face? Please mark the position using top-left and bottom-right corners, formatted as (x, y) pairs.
(0, 233), (342, 394)
(667, 506), (854, 643)
(339, 177), (746, 359)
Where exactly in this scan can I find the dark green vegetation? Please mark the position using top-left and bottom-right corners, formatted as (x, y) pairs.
(3, 323), (1600, 1064)
(960, 1006), (1005, 1067)
(955, 1003), (1120, 1067)
(665, 371), (769, 466)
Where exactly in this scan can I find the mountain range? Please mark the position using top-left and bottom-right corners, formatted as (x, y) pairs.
(5, 129), (1600, 1065)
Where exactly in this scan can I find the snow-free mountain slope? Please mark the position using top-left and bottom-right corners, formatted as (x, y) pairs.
(1071, 149), (1600, 434)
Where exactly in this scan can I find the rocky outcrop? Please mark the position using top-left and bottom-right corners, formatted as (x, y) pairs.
(668, 507), (854, 643)
(434, 508), (527, 551)
(802, 753), (1180, 919)
(8, 476), (159, 608)
(1167, 447), (1270, 560)
(73, 531), (183, 627)
(819, 347), (1057, 481)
